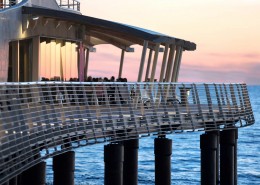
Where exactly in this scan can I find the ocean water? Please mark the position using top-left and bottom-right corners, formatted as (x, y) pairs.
(46, 86), (260, 185)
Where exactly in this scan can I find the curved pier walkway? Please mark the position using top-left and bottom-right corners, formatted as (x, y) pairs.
(0, 82), (254, 184)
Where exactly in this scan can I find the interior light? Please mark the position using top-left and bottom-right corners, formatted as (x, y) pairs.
(32, 16), (39, 20)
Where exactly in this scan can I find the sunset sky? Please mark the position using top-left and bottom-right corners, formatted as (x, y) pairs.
(80, 0), (260, 84)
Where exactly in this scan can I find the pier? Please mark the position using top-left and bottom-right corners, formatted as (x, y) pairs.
(0, 82), (254, 184)
(0, 0), (255, 184)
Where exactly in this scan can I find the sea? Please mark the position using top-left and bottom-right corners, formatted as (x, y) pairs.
(46, 86), (260, 185)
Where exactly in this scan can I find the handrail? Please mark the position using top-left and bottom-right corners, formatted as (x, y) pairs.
(0, 82), (254, 184)
(57, 0), (80, 11)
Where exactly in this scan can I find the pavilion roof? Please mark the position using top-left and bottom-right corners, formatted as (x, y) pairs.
(22, 6), (196, 50)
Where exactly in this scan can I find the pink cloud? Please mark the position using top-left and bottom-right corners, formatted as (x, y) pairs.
(179, 60), (260, 85)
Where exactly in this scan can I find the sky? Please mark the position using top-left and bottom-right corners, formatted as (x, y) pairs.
(80, 0), (260, 84)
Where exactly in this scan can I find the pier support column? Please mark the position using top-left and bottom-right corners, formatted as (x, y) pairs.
(154, 137), (172, 185)
(104, 143), (124, 185)
(21, 162), (46, 185)
(53, 151), (75, 185)
(200, 131), (218, 185)
(123, 139), (139, 185)
(9, 176), (17, 185)
(220, 129), (238, 185)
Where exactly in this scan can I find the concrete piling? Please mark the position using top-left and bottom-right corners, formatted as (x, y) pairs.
(21, 162), (46, 185)
(220, 129), (237, 185)
(123, 139), (139, 185)
(104, 143), (124, 185)
(200, 131), (218, 185)
(9, 176), (17, 185)
(53, 151), (75, 185)
(154, 137), (172, 185)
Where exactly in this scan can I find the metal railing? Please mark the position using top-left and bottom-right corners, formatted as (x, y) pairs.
(0, 0), (80, 11)
(57, 0), (80, 11)
(0, 82), (254, 183)
(0, 0), (22, 9)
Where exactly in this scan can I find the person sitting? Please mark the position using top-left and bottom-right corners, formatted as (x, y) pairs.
(116, 78), (129, 104)
(86, 76), (92, 82)
(107, 76), (116, 104)
(95, 78), (104, 105)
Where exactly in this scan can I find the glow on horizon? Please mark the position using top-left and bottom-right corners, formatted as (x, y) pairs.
(80, 0), (260, 84)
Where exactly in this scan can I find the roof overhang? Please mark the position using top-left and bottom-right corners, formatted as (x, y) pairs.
(22, 6), (196, 51)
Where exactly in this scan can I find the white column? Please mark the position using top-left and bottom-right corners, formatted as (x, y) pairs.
(85, 48), (90, 79)
(60, 42), (66, 81)
(32, 36), (40, 81)
(145, 49), (153, 82)
(11, 41), (19, 82)
(40, 41), (46, 80)
(78, 42), (85, 82)
(174, 48), (183, 82)
(55, 42), (61, 80)
(118, 49), (125, 79)
(137, 40), (148, 82)
(65, 41), (72, 80)
(150, 43), (160, 82)
(171, 46), (183, 82)
(164, 44), (176, 82)
(159, 44), (169, 82)
(71, 42), (78, 79)
(45, 41), (51, 79)
(50, 40), (56, 80)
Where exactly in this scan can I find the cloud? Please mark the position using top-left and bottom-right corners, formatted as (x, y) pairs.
(179, 60), (260, 85)
(207, 52), (260, 59)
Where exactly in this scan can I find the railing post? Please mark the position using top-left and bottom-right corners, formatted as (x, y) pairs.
(241, 84), (254, 123)
(179, 86), (191, 105)
(214, 84), (224, 119)
(205, 84), (217, 129)
(230, 84), (239, 112)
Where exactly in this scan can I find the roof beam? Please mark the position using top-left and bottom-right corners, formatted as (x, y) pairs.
(88, 30), (134, 51)
(88, 27), (144, 45)
(148, 44), (164, 52)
